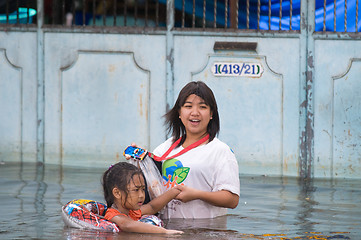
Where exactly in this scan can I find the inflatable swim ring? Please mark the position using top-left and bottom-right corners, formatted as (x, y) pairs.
(62, 199), (119, 232)
(62, 199), (164, 232)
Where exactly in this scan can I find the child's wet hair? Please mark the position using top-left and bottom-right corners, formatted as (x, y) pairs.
(102, 162), (143, 208)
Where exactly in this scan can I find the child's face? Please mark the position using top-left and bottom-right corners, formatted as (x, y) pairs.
(123, 174), (146, 211)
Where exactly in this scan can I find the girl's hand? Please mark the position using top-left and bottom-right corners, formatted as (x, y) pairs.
(165, 229), (184, 234)
(174, 185), (199, 203)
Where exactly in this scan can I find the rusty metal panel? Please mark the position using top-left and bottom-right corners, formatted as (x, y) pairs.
(43, 33), (167, 167)
(60, 51), (150, 166)
(0, 32), (38, 163)
(333, 60), (361, 177)
(0, 49), (22, 162)
(314, 40), (361, 178)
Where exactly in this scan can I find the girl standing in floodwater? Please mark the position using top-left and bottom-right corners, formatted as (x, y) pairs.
(131, 81), (240, 218)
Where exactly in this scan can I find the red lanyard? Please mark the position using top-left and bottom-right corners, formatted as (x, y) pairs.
(149, 134), (209, 162)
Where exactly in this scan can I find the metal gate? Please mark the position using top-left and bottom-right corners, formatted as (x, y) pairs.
(0, 0), (360, 179)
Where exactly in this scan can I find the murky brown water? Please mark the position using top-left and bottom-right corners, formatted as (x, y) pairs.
(0, 162), (360, 239)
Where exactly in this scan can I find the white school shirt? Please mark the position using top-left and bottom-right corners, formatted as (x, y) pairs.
(153, 137), (240, 219)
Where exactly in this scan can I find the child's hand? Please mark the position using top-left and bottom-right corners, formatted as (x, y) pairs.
(174, 185), (199, 203)
(173, 185), (182, 195)
(165, 229), (184, 234)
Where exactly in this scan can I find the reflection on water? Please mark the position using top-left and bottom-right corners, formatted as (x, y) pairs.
(296, 178), (317, 236)
(0, 162), (360, 240)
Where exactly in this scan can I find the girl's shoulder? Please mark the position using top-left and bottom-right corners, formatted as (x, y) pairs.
(208, 137), (233, 151)
(104, 208), (124, 220)
(104, 208), (142, 221)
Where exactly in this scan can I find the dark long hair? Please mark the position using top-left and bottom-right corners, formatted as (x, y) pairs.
(102, 162), (143, 208)
(164, 81), (220, 147)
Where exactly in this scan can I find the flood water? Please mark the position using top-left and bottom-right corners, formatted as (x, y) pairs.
(0, 161), (360, 240)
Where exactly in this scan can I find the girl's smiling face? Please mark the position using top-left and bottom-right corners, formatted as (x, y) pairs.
(179, 94), (212, 139)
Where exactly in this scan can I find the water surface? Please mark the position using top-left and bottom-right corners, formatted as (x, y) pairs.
(0, 162), (360, 239)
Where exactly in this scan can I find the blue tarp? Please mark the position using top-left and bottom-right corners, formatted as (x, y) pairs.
(169, 0), (361, 32)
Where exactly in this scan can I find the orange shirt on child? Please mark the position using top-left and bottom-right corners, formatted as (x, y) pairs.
(104, 208), (142, 221)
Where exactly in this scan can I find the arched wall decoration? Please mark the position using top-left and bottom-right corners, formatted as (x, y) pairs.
(59, 50), (151, 166)
(331, 58), (361, 177)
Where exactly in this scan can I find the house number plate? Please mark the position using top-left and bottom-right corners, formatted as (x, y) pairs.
(211, 62), (264, 77)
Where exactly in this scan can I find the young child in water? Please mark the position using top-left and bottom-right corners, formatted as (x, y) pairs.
(102, 162), (183, 234)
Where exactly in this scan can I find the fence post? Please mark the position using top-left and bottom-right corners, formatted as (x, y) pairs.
(299, 0), (315, 179)
(166, 0), (175, 114)
(37, 0), (45, 164)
